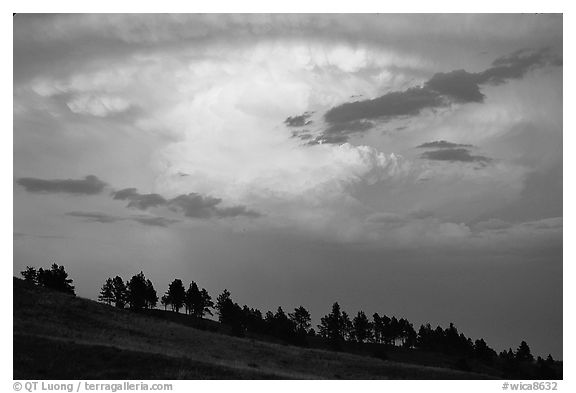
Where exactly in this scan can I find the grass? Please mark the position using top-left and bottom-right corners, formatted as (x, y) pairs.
(13, 278), (493, 379)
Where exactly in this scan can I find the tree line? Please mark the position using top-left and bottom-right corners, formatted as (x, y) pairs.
(19, 264), (559, 377)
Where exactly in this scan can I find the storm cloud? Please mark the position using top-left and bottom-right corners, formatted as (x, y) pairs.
(168, 193), (261, 219)
(320, 48), (561, 143)
(16, 175), (107, 195)
(420, 148), (492, 164)
(65, 211), (122, 223)
(66, 211), (178, 227)
(416, 140), (474, 149)
(112, 188), (167, 210)
(112, 186), (262, 219)
(284, 112), (313, 127)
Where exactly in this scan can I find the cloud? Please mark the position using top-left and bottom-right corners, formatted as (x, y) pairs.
(306, 120), (375, 145)
(284, 112), (313, 127)
(112, 188), (167, 210)
(416, 140), (473, 149)
(66, 211), (178, 227)
(16, 175), (107, 195)
(425, 70), (484, 103)
(479, 48), (562, 85)
(320, 48), (561, 143)
(111, 186), (261, 219)
(66, 211), (122, 223)
(130, 215), (179, 227)
(420, 148), (492, 164)
(324, 86), (443, 125)
(168, 193), (261, 219)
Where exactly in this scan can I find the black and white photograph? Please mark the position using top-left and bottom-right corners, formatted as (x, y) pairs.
(11, 11), (565, 382)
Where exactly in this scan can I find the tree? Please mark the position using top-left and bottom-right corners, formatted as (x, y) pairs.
(198, 288), (214, 317)
(214, 289), (245, 335)
(341, 311), (353, 341)
(289, 306), (311, 334)
(20, 266), (37, 284)
(318, 302), (345, 344)
(111, 276), (127, 308)
(185, 282), (201, 315)
(166, 279), (186, 313)
(98, 278), (114, 305)
(352, 311), (371, 343)
(126, 272), (149, 311)
(145, 279), (158, 309)
(515, 341), (534, 362)
(216, 289), (233, 323)
(36, 263), (75, 295)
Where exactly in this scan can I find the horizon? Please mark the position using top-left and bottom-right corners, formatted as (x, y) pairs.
(13, 14), (562, 360)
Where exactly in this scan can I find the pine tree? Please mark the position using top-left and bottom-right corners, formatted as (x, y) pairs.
(20, 266), (37, 284)
(98, 278), (114, 305)
(111, 276), (127, 308)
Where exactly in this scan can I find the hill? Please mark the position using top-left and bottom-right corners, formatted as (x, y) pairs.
(13, 277), (495, 379)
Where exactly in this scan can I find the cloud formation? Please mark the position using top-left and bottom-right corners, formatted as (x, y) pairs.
(168, 193), (261, 219)
(66, 211), (122, 223)
(420, 148), (492, 164)
(284, 112), (313, 127)
(416, 140), (473, 149)
(111, 186), (262, 219)
(66, 211), (178, 227)
(112, 188), (167, 210)
(320, 48), (561, 143)
(16, 175), (107, 195)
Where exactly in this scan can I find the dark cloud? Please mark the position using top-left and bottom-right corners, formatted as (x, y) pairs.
(478, 48), (561, 85)
(111, 185), (261, 220)
(66, 211), (178, 227)
(324, 86), (443, 125)
(417, 140), (474, 149)
(168, 193), (261, 219)
(425, 70), (484, 103)
(16, 175), (107, 195)
(284, 112), (313, 127)
(112, 188), (167, 210)
(66, 211), (122, 223)
(131, 216), (179, 227)
(420, 148), (491, 164)
(319, 48), (561, 143)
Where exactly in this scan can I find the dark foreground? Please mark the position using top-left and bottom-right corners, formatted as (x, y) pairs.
(12, 278), (550, 379)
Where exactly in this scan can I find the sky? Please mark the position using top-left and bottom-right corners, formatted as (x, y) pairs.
(13, 14), (563, 359)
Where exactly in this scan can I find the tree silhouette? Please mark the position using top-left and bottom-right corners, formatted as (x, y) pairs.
(214, 289), (245, 335)
(183, 282), (214, 317)
(166, 279), (186, 313)
(145, 279), (158, 309)
(126, 272), (149, 311)
(111, 276), (127, 308)
(98, 278), (114, 305)
(318, 302), (345, 345)
(289, 306), (311, 334)
(36, 263), (75, 295)
(516, 340), (534, 362)
(20, 266), (37, 284)
(216, 289), (233, 323)
(199, 288), (214, 317)
(352, 311), (371, 343)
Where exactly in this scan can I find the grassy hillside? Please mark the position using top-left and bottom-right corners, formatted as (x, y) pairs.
(13, 277), (493, 379)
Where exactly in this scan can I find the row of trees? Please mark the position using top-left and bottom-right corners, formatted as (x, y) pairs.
(99, 275), (214, 318)
(21, 264), (75, 295)
(98, 272), (158, 310)
(97, 273), (549, 367)
(21, 265), (552, 369)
